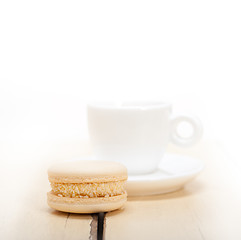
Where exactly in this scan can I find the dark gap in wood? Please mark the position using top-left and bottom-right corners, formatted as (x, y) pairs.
(97, 212), (105, 240)
(103, 212), (106, 240)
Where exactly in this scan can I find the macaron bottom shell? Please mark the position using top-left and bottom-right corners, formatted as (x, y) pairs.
(47, 191), (127, 213)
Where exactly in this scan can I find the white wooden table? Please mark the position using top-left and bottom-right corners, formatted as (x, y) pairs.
(1, 140), (241, 239)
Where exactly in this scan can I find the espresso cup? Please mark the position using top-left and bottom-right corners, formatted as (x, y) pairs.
(87, 102), (203, 175)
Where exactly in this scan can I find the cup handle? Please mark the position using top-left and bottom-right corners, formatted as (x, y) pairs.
(170, 114), (203, 147)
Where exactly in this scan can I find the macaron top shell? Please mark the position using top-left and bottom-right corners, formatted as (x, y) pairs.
(48, 160), (128, 183)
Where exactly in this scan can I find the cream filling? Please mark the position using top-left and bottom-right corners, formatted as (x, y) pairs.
(50, 181), (125, 198)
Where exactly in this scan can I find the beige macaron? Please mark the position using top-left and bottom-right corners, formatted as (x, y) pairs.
(47, 160), (128, 213)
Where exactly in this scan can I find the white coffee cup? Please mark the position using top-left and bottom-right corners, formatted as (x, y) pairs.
(87, 101), (203, 175)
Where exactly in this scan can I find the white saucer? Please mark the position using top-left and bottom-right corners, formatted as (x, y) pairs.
(126, 153), (204, 196)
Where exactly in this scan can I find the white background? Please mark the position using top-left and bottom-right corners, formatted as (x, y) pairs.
(0, 0), (240, 166)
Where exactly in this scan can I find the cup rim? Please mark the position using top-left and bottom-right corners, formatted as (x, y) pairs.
(87, 101), (172, 110)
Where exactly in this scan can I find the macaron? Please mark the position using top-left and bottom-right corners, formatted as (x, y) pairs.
(47, 160), (128, 213)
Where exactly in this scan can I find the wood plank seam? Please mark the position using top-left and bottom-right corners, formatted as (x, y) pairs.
(97, 213), (105, 240)
(90, 214), (98, 240)
(64, 213), (70, 229)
